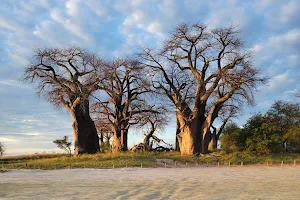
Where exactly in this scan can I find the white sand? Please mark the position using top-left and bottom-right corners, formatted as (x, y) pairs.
(1, 166), (300, 200)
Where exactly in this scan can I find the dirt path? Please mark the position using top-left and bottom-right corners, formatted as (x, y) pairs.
(1, 166), (300, 199)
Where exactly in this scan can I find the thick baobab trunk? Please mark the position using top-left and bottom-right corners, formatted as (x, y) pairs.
(112, 133), (122, 152)
(71, 102), (100, 156)
(112, 128), (128, 152)
(112, 129), (122, 152)
(176, 116), (201, 155)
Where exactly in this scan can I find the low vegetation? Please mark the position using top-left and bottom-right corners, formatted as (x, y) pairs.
(1, 151), (300, 170)
(220, 101), (300, 154)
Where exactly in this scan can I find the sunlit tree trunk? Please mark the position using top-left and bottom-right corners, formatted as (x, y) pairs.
(112, 124), (129, 152)
(176, 113), (201, 155)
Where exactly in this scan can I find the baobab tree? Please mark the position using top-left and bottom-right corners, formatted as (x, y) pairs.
(140, 23), (265, 155)
(92, 59), (159, 152)
(130, 110), (169, 151)
(24, 47), (103, 156)
(150, 60), (196, 152)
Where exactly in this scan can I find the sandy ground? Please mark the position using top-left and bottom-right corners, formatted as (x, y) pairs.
(1, 166), (300, 200)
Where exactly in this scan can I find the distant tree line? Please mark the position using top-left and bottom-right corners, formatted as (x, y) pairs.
(24, 22), (268, 156)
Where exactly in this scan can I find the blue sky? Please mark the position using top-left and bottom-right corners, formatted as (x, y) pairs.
(0, 0), (299, 155)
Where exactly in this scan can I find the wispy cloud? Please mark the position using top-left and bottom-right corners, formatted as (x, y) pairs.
(0, 80), (30, 88)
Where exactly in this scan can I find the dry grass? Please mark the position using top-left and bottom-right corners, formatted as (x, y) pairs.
(1, 151), (300, 169)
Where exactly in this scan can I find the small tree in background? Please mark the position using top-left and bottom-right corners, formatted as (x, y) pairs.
(0, 142), (5, 156)
(53, 136), (72, 156)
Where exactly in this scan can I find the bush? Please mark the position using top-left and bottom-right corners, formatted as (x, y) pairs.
(220, 122), (242, 152)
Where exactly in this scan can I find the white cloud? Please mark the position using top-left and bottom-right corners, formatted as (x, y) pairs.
(0, 137), (20, 144)
(50, 8), (90, 41)
(208, 5), (249, 29)
(66, 0), (81, 17)
(33, 20), (69, 46)
(268, 71), (294, 90)
(184, 0), (206, 13)
(269, 29), (300, 50)
(251, 29), (300, 68)
(24, 132), (42, 136)
(131, 0), (145, 7)
(251, 44), (263, 54)
(5, 148), (63, 156)
(287, 54), (298, 67)
(0, 17), (21, 32)
(280, 0), (299, 24)
(0, 80), (30, 89)
(85, 0), (109, 17)
(260, 0), (300, 31)
(255, 0), (276, 10)
(123, 10), (146, 28)
(161, 0), (178, 18)
(147, 21), (163, 36)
